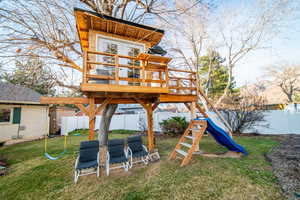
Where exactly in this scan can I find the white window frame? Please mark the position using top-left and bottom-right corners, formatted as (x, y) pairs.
(96, 34), (146, 53)
(95, 34), (146, 85)
(0, 106), (13, 125)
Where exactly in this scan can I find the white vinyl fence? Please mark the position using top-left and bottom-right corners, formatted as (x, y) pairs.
(61, 110), (300, 135)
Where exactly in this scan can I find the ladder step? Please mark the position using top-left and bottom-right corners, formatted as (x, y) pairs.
(180, 142), (192, 148)
(185, 135), (195, 140)
(176, 149), (188, 157)
(189, 128), (202, 132)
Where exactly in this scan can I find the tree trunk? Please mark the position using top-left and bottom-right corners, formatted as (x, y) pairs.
(216, 64), (233, 106)
(287, 93), (293, 103)
(205, 57), (213, 96)
(97, 104), (118, 146)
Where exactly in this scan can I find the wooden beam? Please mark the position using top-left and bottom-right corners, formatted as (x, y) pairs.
(196, 103), (208, 118)
(146, 105), (154, 151)
(184, 103), (191, 111)
(152, 102), (159, 111)
(134, 97), (155, 151)
(95, 98), (112, 115)
(159, 94), (198, 103)
(40, 97), (89, 104)
(134, 97), (151, 110)
(75, 104), (89, 116)
(190, 102), (199, 152)
(81, 83), (169, 94)
(88, 97), (95, 140)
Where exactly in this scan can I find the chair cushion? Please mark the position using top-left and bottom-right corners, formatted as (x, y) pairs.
(109, 155), (128, 164)
(127, 136), (144, 153)
(76, 160), (98, 170)
(132, 149), (148, 158)
(80, 140), (99, 150)
(79, 148), (98, 162)
(108, 139), (125, 158)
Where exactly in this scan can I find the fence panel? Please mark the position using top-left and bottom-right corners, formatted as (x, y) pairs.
(61, 111), (300, 135)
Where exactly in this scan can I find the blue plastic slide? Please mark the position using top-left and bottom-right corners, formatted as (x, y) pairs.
(197, 117), (248, 155)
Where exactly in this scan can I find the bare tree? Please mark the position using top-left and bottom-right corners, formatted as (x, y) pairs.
(1, 58), (58, 95)
(266, 64), (300, 103)
(0, 0), (202, 145)
(220, 93), (269, 134)
(164, 0), (210, 72)
(213, 0), (298, 106)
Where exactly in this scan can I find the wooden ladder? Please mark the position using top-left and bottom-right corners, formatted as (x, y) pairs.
(169, 119), (207, 166)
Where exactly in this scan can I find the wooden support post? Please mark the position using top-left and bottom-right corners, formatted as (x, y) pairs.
(190, 102), (200, 152)
(141, 60), (145, 86)
(146, 106), (154, 152)
(89, 97), (95, 140)
(134, 98), (155, 151)
(115, 55), (119, 85)
(176, 79), (180, 94)
(165, 68), (169, 88)
(83, 50), (87, 84)
(159, 71), (162, 87)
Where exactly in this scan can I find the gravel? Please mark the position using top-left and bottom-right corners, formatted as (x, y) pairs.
(266, 135), (300, 200)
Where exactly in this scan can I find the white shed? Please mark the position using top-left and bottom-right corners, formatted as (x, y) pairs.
(0, 82), (49, 141)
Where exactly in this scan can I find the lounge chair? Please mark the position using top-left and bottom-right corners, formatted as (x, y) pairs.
(74, 140), (100, 183)
(127, 135), (149, 168)
(106, 139), (129, 176)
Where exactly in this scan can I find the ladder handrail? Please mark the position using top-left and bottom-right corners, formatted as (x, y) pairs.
(197, 88), (233, 137)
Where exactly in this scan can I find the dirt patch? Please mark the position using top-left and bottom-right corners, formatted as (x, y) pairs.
(266, 135), (300, 200)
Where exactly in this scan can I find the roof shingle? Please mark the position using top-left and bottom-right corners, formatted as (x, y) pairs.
(0, 82), (41, 103)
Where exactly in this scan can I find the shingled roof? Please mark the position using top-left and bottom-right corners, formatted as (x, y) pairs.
(0, 82), (41, 104)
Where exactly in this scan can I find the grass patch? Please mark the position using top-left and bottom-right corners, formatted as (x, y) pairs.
(0, 133), (284, 200)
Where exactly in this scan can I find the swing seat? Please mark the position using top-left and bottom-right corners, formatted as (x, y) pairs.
(44, 150), (67, 160)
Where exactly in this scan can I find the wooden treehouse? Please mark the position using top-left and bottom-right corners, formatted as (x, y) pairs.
(41, 8), (209, 152)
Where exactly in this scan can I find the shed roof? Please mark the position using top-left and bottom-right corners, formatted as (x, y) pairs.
(0, 82), (41, 104)
(74, 8), (165, 51)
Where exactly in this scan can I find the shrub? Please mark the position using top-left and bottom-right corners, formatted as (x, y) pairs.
(219, 93), (269, 134)
(159, 116), (189, 136)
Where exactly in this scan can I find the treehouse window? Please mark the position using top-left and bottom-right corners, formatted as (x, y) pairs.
(103, 42), (118, 64)
(96, 35), (145, 85)
(128, 47), (140, 86)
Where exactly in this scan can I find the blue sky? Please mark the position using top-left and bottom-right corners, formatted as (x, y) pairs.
(234, 16), (300, 86)
(219, 0), (300, 86)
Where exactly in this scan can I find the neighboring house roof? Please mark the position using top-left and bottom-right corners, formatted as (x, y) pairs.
(0, 82), (41, 104)
(242, 81), (289, 104)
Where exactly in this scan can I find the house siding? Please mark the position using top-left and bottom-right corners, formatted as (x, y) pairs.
(0, 104), (49, 141)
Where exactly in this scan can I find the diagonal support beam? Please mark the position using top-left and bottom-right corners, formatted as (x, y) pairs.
(152, 102), (159, 111)
(94, 98), (112, 115)
(75, 104), (89, 116)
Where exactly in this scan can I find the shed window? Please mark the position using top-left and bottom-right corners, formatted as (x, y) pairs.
(0, 108), (11, 123)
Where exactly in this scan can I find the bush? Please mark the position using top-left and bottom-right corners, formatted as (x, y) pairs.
(159, 116), (189, 136)
(219, 93), (269, 134)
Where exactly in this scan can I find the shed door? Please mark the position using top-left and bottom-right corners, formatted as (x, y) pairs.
(96, 36), (144, 85)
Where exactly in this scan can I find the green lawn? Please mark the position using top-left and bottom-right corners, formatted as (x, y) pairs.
(0, 131), (284, 200)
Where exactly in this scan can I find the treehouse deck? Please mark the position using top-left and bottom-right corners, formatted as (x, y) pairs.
(81, 50), (198, 96)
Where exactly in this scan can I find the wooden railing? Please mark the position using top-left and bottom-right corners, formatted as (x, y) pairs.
(82, 50), (197, 95)
(168, 69), (197, 95)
